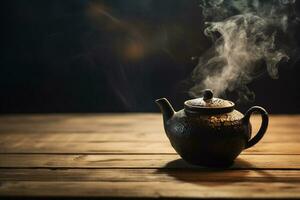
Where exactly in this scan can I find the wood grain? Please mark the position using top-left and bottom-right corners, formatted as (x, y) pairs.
(0, 141), (299, 154)
(0, 114), (298, 134)
(0, 154), (300, 169)
(1, 181), (300, 199)
(0, 130), (299, 142)
(1, 168), (300, 182)
(0, 114), (299, 199)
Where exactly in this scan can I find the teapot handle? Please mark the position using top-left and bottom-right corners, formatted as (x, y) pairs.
(243, 106), (269, 149)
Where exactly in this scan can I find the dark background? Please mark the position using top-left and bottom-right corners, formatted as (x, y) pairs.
(1, 0), (300, 114)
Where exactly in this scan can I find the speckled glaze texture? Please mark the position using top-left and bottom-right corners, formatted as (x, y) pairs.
(165, 109), (250, 167)
(156, 92), (268, 167)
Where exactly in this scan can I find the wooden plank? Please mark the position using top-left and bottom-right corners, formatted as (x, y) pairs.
(0, 154), (300, 169)
(0, 128), (299, 142)
(0, 181), (299, 198)
(1, 168), (300, 182)
(0, 114), (163, 133)
(0, 114), (299, 134)
(0, 140), (299, 155)
(0, 131), (167, 143)
(0, 115), (298, 147)
(0, 113), (298, 124)
(0, 140), (174, 154)
(0, 132), (168, 142)
(243, 143), (300, 155)
(0, 114), (299, 199)
(0, 141), (174, 154)
(0, 114), (298, 155)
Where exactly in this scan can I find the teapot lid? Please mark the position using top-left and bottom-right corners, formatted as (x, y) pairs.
(184, 89), (234, 114)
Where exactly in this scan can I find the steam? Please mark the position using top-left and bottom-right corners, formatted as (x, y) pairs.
(190, 0), (297, 101)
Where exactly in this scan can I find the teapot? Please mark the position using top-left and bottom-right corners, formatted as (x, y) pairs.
(155, 89), (268, 167)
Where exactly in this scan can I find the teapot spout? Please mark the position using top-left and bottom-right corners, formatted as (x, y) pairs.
(155, 98), (175, 121)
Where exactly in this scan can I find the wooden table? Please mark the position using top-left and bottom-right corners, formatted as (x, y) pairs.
(0, 114), (299, 199)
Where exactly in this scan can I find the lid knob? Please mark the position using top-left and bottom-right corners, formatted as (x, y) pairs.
(203, 89), (213, 101)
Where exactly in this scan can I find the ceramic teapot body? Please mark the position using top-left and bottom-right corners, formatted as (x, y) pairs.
(156, 90), (268, 167)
